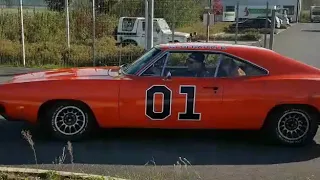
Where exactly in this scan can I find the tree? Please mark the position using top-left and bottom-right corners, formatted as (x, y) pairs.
(45, 0), (119, 13)
(212, 0), (223, 15)
(93, 0), (119, 14)
(153, 0), (203, 28)
(45, 0), (72, 12)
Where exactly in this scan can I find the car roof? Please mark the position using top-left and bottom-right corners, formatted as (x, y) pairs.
(155, 42), (320, 75)
(156, 42), (269, 52)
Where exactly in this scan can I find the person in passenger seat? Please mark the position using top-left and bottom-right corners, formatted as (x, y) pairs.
(218, 57), (246, 77)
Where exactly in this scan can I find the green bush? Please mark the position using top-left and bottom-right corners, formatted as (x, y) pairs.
(0, 38), (144, 67)
(239, 31), (261, 41)
(0, 0), (204, 68)
(300, 10), (311, 23)
(279, 24), (288, 29)
(243, 28), (259, 33)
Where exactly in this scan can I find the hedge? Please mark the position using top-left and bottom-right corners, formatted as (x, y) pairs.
(0, 2), (260, 68)
(0, 37), (145, 67)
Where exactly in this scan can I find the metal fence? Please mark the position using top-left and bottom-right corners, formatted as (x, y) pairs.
(0, 0), (213, 68)
(0, 0), (278, 68)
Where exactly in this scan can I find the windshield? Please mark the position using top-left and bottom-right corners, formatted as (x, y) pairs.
(312, 11), (320, 15)
(157, 19), (171, 31)
(123, 47), (162, 75)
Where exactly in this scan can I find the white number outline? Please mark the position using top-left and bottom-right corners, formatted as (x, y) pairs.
(145, 85), (201, 121)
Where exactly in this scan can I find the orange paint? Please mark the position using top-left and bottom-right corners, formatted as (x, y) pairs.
(1, 42), (320, 131)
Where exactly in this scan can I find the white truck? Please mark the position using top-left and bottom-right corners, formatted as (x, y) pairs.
(114, 17), (194, 48)
(310, 6), (320, 22)
(235, 5), (284, 27)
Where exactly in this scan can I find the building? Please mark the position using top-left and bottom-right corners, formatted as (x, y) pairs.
(211, 0), (303, 22)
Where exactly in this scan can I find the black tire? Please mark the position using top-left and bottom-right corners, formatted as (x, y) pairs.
(263, 106), (318, 146)
(45, 101), (96, 141)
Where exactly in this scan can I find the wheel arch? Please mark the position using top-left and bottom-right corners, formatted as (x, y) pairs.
(37, 99), (98, 126)
(262, 103), (320, 129)
(121, 39), (138, 46)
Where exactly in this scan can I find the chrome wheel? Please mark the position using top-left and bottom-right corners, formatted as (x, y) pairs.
(53, 106), (87, 136)
(277, 110), (310, 141)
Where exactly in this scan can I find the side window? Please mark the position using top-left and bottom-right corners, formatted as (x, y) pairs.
(141, 21), (159, 32)
(142, 21), (145, 31)
(283, 5), (294, 15)
(153, 21), (160, 33)
(122, 18), (136, 31)
(216, 54), (268, 78)
(141, 54), (167, 76)
(225, 6), (235, 12)
(162, 51), (220, 78)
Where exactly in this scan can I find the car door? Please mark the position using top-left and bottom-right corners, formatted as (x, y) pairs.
(148, 50), (225, 129)
(215, 53), (271, 129)
(119, 52), (168, 128)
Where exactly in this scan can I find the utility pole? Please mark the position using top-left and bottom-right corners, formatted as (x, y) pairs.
(146, 0), (154, 50)
(205, 7), (211, 42)
(20, 0), (25, 67)
(235, 1), (239, 44)
(65, 0), (70, 49)
(269, 9), (276, 50)
(172, 0), (175, 43)
(263, 1), (269, 48)
(145, 0), (148, 50)
(92, 0), (96, 66)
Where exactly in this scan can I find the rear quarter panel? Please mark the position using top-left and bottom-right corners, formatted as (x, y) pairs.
(0, 79), (120, 127)
(222, 76), (320, 129)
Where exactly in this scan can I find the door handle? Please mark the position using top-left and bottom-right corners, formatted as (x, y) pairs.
(203, 86), (219, 91)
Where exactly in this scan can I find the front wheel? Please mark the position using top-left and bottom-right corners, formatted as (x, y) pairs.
(263, 106), (318, 146)
(45, 101), (96, 141)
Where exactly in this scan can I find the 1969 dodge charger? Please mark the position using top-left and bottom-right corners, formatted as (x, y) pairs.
(1, 42), (320, 146)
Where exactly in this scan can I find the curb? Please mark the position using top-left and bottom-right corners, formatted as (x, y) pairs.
(0, 167), (128, 180)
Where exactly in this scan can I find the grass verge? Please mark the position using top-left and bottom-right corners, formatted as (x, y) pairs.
(10, 130), (203, 180)
(0, 168), (111, 180)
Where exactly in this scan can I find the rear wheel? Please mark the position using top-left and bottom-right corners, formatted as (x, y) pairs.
(263, 106), (318, 146)
(44, 101), (96, 141)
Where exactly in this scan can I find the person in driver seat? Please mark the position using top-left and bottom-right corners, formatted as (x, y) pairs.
(186, 52), (211, 77)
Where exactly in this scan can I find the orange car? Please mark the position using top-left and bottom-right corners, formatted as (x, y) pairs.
(1, 42), (320, 146)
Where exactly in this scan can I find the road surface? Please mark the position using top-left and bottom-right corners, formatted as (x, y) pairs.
(273, 23), (320, 68)
(1, 23), (320, 180)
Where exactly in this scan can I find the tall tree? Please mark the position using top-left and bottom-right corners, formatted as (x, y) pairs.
(45, 0), (119, 13)
(212, 0), (223, 15)
(45, 0), (72, 11)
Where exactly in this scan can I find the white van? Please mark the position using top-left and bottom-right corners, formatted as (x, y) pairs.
(114, 17), (193, 49)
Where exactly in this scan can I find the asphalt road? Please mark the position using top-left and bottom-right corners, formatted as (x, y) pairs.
(273, 23), (320, 68)
(1, 23), (320, 180)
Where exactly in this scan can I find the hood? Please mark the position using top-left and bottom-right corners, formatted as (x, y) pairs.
(162, 30), (190, 37)
(8, 66), (122, 83)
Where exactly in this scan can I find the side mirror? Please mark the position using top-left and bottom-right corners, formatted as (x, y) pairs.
(163, 71), (172, 80)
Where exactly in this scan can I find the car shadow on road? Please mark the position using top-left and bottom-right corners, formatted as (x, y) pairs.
(1, 121), (320, 166)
